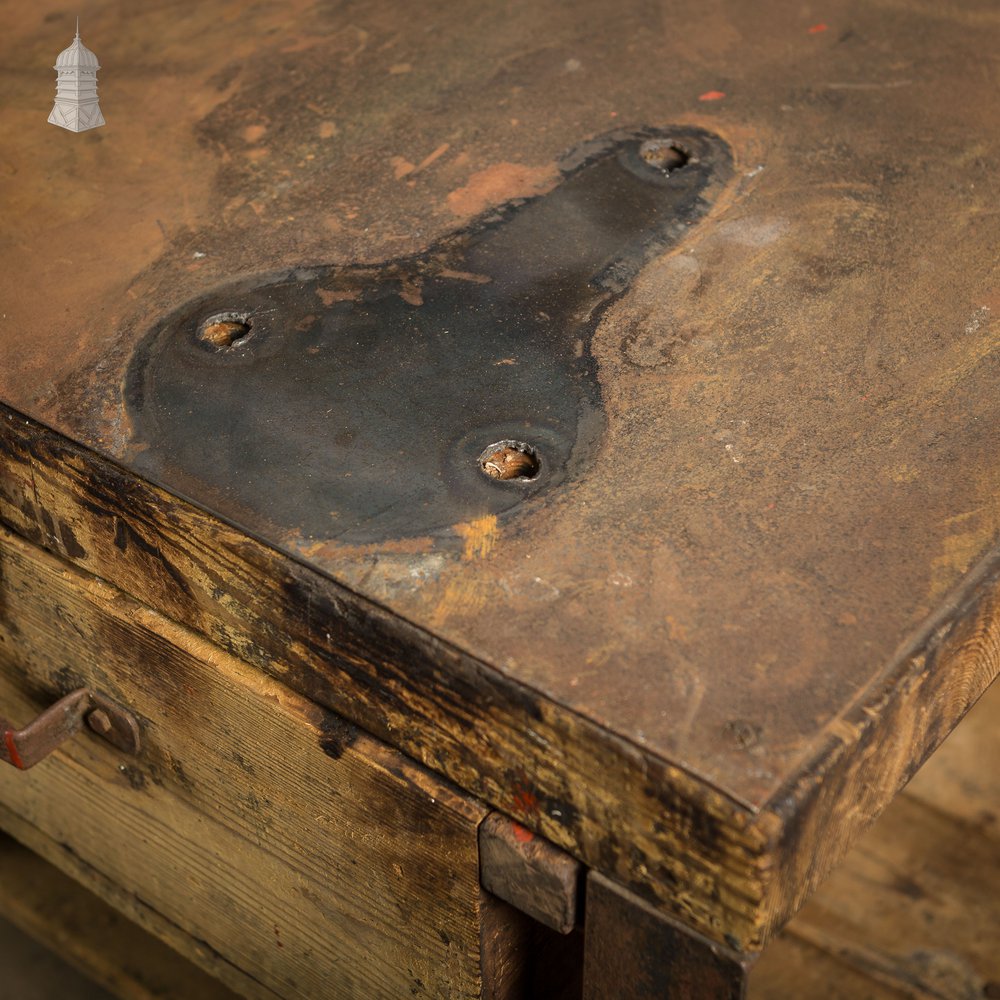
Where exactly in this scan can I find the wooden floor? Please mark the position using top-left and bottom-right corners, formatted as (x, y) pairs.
(2, 677), (999, 999)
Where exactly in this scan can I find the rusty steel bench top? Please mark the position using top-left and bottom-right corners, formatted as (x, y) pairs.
(1, 0), (998, 951)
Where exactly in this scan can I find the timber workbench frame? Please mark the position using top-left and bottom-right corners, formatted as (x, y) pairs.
(1, 0), (999, 996)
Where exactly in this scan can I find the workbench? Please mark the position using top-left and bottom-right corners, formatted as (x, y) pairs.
(1, 0), (998, 996)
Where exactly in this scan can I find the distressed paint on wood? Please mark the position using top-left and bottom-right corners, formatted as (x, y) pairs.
(0, 526), (501, 999)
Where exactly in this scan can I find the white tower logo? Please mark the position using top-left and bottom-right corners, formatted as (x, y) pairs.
(48, 19), (105, 133)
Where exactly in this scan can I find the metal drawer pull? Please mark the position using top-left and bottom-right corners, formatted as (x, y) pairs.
(0, 689), (140, 770)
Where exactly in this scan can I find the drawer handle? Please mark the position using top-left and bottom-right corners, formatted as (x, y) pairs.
(0, 689), (141, 770)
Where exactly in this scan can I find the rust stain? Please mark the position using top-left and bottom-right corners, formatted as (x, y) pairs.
(445, 162), (559, 217)
(455, 515), (498, 560)
(399, 278), (424, 306)
(439, 269), (491, 284)
(429, 578), (490, 628)
(414, 142), (450, 172)
(427, 516), (499, 626)
(316, 288), (360, 306)
(392, 156), (416, 179)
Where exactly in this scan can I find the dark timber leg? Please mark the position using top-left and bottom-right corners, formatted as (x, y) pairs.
(583, 872), (755, 999)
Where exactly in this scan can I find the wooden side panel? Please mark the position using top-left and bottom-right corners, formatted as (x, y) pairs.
(583, 872), (752, 1000)
(479, 812), (581, 934)
(0, 525), (494, 999)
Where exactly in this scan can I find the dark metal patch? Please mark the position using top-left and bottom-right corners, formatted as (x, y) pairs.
(125, 127), (732, 544)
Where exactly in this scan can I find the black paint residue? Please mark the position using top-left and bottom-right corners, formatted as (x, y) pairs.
(126, 127), (731, 544)
(318, 712), (360, 760)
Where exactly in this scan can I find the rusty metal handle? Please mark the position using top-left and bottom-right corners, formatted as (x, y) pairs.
(0, 688), (140, 770)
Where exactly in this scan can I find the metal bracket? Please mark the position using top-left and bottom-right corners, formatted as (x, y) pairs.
(0, 688), (141, 770)
(126, 126), (733, 546)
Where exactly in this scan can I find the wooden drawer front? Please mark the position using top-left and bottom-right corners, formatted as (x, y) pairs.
(0, 525), (498, 999)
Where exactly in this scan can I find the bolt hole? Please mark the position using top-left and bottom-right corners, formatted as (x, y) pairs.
(197, 312), (252, 348)
(479, 441), (541, 482)
(639, 139), (692, 173)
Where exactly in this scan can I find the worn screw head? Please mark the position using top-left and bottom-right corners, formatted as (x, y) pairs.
(479, 442), (540, 481)
(197, 312), (252, 349)
(87, 709), (112, 736)
(639, 139), (692, 173)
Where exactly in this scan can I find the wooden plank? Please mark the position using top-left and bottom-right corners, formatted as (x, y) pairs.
(0, 833), (236, 1000)
(0, 804), (274, 998)
(903, 677), (1000, 829)
(0, 805), (274, 999)
(0, 912), (113, 1000)
(764, 577), (1000, 939)
(583, 872), (752, 999)
(0, 525), (500, 999)
(757, 796), (1000, 998)
(479, 813), (581, 934)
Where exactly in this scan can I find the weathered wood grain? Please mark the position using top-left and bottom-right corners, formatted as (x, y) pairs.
(0, 833), (237, 1000)
(5, 0), (1000, 823)
(0, 525), (509, 999)
(480, 813), (581, 934)
(5, 408), (1000, 954)
(0, 410), (771, 949)
(763, 571), (1000, 940)
(4, 0), (1000, 964)
(583, 872), (753, 999)
(755, 676), (1000, 999)
(0, 804), (271, 999)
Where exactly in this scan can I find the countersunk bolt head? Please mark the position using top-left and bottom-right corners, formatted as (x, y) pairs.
(639, 139), (693, 173)
(479, 441), (541, 481)
(87, 709), (112, 735)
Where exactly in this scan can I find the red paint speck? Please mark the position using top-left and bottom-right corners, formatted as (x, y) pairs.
(4, 730), (24, 770)
(512, 787), (539, 814)
(698, 90), (726, 102)
(609, 111), (618, 118)
(808, 23), (829, 33)
(511, 822), (535, 844)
